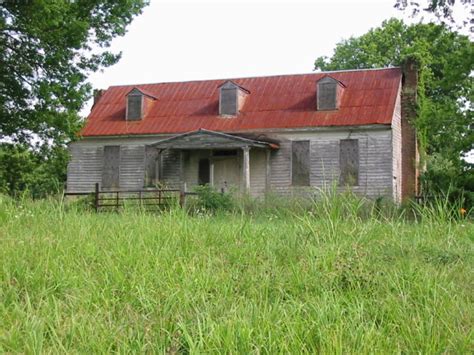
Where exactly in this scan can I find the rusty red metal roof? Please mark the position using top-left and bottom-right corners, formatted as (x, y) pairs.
(81, 68), (401, 137)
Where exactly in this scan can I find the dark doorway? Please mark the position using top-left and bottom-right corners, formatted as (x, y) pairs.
(198, 158), (210, 185)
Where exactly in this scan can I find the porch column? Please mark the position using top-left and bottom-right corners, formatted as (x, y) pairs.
(242, 146), (250, 193)
(179, 151), (185, 187)
(265, 149), (271, 193)
(210, 159), (214, 187)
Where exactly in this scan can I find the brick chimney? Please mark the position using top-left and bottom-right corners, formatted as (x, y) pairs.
(400, 58), (420, 201)
(93, 89), (105, 106)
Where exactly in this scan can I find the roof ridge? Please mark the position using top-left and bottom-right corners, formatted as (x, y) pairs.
(106, 67), (401, 89)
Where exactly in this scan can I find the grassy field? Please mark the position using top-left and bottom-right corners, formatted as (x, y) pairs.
(0, 195), (473, 353)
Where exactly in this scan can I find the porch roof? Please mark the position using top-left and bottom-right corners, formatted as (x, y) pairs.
(148, 129), (279, 150)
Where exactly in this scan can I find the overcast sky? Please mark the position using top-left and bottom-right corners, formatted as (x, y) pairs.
(83, 0), (474, 162)
(87, 0), (401, 96)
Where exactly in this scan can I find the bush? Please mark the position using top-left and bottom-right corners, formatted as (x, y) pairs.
(190, 185), (234, 213)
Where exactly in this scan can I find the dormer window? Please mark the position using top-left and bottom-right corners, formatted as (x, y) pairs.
(219, 81), (249, 116)
(126, 88), (157, 121)
(317, 76), (345, 111)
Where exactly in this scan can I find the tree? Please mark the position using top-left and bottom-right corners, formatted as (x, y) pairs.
(315, 19), (474, 207)
(0, 0), (148, 197)
(1, 0), (148, 145)
(0, 143), (68, 198)
(394, 0), (473, 31)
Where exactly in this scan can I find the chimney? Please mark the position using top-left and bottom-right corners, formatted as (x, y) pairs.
(93, 89), (105, 106)
(400, 57), (420, 201)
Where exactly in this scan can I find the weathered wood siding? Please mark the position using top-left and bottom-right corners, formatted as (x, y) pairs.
(102, 146), (120, 189)
(249, 149), (267, 196)
(67, 136), (172, 192)
(67, 127), (394, 199)
(119, 145), (145, 190)
(67, 145), (103, 192)
(160, 149), (181, 189)
(266, 129), (393, 198)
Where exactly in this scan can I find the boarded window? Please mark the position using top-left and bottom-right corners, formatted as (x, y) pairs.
(102, 146), (120, 189)
(317, 82), (337, 110)
(198, 158), (210, 185)
(127, 94), (142, 120)
(292, 141), (310, 186)
(339, 139), (359, 186)
(220, 87), (238, 116)
(144, 146), (159, 187)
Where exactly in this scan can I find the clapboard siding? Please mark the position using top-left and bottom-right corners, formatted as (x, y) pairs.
(269, 141), (292, 194)
(160, 149), (181, 189)
(119, 145), (145, 190)
(249, 149), (266, 197)
(67, 145), (103, 192)
(265, 129), (393, 198)
(67, 136), (172, 192)
(67, 128), (393, 199)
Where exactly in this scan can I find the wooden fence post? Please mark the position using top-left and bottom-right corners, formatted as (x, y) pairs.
(94, 183), (99, 212)
(179, 186), (185, 208)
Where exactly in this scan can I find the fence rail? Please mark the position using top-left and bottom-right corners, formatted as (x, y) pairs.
(64, 183), (197, 212)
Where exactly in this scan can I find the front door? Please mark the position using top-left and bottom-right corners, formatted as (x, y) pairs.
(213, 156), (241, 192)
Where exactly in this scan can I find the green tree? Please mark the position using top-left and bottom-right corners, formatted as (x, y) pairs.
(0, 143), (68, 198)
(1, 0), (148, 145)
(0, 0), (148, 197)
(315, 19), (473, 207)
(395, 0), (472, 30)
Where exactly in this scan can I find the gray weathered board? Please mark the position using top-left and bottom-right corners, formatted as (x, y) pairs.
(102, 145), (120, 189)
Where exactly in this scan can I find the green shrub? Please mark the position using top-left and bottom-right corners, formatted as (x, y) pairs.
(191, 185), (234, 213)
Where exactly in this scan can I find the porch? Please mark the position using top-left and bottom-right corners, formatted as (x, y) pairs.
(148, 129), (279, 195)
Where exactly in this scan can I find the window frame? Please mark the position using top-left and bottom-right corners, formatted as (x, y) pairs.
(126, 93), (143, 120)
(339, 139), (359, 186)
(291, 140), (311, 187)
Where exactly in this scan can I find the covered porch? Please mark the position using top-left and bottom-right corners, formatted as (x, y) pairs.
(148, 129), (279, 195)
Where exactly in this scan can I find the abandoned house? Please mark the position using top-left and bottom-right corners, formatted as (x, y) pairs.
(67, 63), (419, 203)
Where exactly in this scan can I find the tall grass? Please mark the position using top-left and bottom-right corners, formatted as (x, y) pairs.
(0, 193), (472, 353)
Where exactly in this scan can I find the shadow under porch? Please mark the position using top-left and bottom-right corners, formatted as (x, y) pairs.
(146, 130), (279, 197)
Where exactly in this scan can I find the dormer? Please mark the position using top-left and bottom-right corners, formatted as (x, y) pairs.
(219, 81), (249, 116)
(316, 76), (345, 111)
(126, 88), (157, 121)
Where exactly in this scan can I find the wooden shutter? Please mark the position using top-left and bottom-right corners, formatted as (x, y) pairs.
(317, 82), (337, 110)
(220, 87), (238, 115)
(127, 95), (142, 120)
(102, 146), (120, 189)
(144, 146), (159, 186)
(292, 141), (310, 186)
(339, 139), (359, 186)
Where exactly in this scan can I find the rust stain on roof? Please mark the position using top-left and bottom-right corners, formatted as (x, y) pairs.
(81, 68), (401, 137)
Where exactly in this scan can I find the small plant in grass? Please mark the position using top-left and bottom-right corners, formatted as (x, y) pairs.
(190, 184), (234, 213)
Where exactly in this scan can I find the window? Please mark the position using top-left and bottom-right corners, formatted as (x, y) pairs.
(339, 139), (359, 186)
(292, 141), (310, 186)
(317, 76), (342, 111)
(219, 86), (238, 116)
(198, 158), (210, 185)
(102, 146), (120, 189)
(127, 93), (143, 120)
(219, 81), (249, 116)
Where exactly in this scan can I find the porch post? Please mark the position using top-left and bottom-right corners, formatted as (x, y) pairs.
(179, 151), (185, 188)
(265, 149), (271, 193)
(210, 160), (214, 187)
(242, 146), (250, 193)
